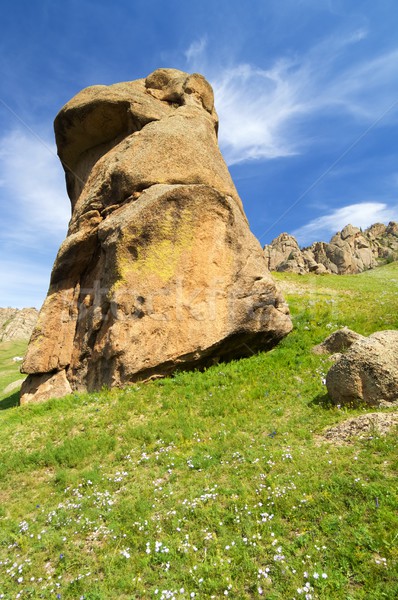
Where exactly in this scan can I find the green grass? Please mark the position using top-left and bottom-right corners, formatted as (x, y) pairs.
(0, 340), (28, 410)
(0, 264), (397, 599)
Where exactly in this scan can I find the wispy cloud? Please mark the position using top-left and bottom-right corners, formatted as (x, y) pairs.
(293, 202), (398, 246)
(0, 128), (70, 249)
(185, 30), (398, 165)
(211, 61), (309, 163)
(0, 128), (70, 307)
(184, 36), (208, 65)
(324, 49), (398, 120)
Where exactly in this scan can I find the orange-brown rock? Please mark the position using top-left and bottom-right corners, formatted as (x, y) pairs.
(20, 69), (292, 403)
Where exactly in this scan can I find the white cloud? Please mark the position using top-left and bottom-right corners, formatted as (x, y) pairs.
(324, 49), (398, 120)
(211, 61), (306, 164)
(0, 128), (70, 248)
(293, 202), (398, 246)
(0, 128), (70, 308)
(185, 31), (398, 165)
(184, 36), (207, 65)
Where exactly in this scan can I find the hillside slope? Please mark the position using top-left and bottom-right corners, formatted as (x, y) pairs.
(0, 264), (397, 599)
(0, 339), (28, 407)
(0, 307), (38, 342)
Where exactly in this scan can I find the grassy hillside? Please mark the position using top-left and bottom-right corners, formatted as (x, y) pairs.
(0, 340), (28, 409)
(0, 264), (397, 599)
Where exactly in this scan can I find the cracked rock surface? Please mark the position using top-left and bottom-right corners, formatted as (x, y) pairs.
(21, 69), (292, 404)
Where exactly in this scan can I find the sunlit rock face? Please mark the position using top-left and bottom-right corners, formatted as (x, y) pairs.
(20, 68), (292, 404)
(264, 222), (398, 275)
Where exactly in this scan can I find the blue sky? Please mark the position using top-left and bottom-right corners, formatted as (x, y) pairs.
(1, 0), (398, 307)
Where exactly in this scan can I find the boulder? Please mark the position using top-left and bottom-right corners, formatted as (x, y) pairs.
(326, 330), (398, 406)
(20, 69), (292, 404)
(339, 224), (361, 240)
(366, 223), (386, 238)
(326, 226), (376, 273)
(313, 263), (328, 275)
(312, 327), (364, 355)
(3, 379), (25, 395)
(20, 371), (72, 404)
(320, 411), (398, 444)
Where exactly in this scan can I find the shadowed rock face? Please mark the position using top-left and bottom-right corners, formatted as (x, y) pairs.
(20, 69), (292, 404)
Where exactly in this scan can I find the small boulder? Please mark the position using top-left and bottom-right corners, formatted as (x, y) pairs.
(313, 264), (328, 275)
(312, 327), (364, 355)
(320, 411), (398, 444)
(326, 330), (398, 406)
(20, 371), (72, 404)
(366, 223), (387, 238)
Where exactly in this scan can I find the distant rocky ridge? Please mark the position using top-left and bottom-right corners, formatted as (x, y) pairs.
(0, 308), (39, 342)
(264, 222), (398, 275)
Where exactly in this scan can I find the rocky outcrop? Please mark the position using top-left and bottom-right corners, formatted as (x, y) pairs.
(264, 221), (398, 274)
(20, 68), (292, 404)
(263, 233), (308, 274)
(0, 308), (38, 342)
(326, 330), (398, 407)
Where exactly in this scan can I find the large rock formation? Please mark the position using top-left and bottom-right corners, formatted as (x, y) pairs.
(263, 233), (308, 274)
(20, 69), (292, 404)
(264, 222), (398, 275)
(0, 308), (38, 342)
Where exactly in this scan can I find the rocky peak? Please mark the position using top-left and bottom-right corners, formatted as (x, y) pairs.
(339, 224), (361, 240)
(263, 233), (304, 272)
(366, 222), (386, 238)
(386, 221), (398, 236)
